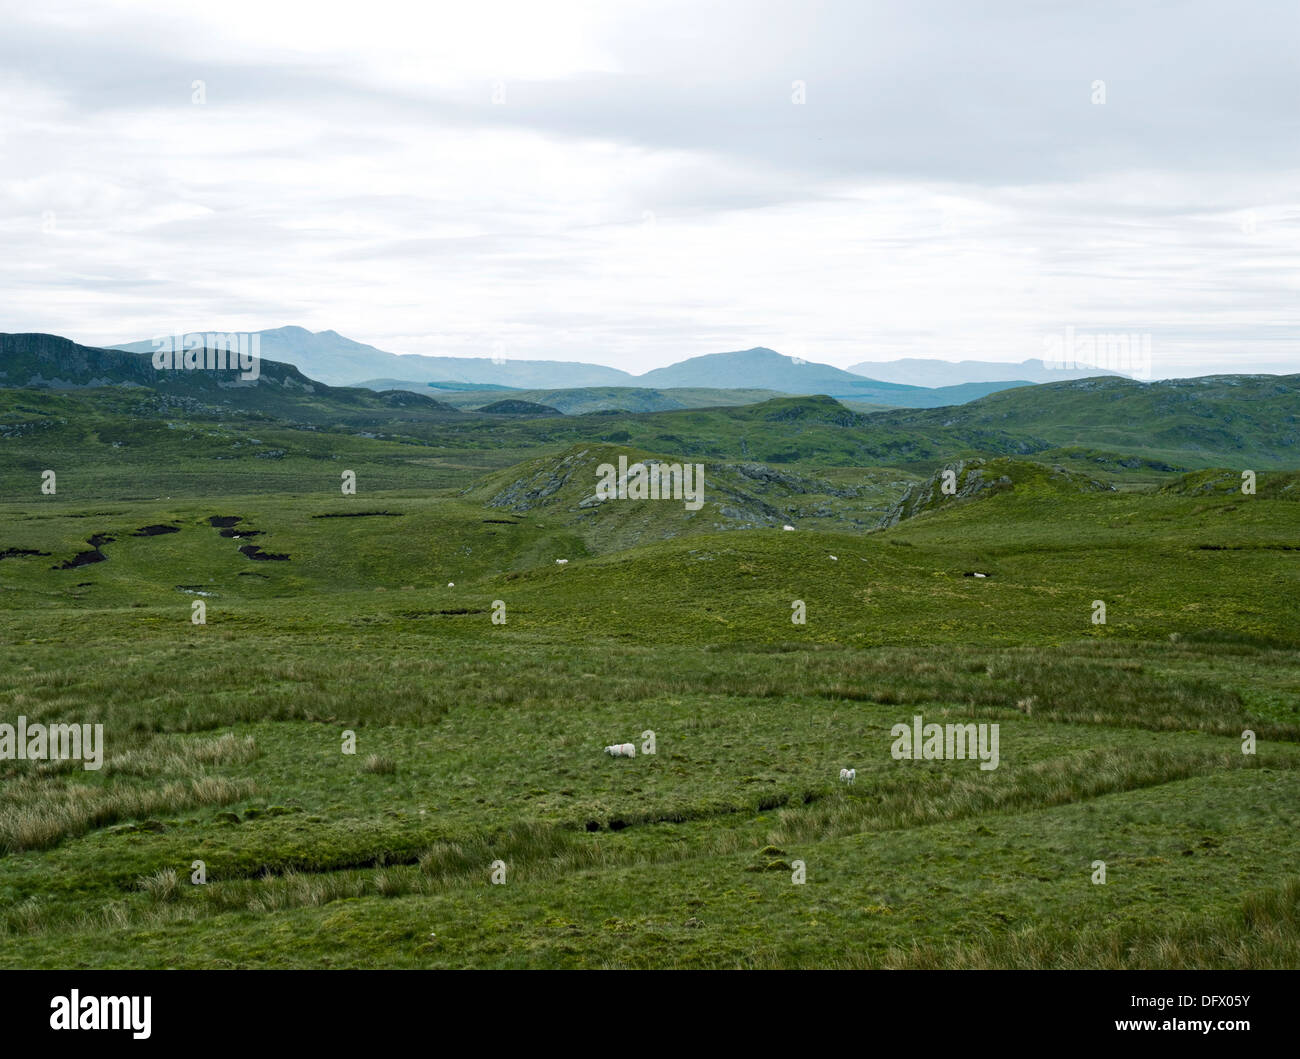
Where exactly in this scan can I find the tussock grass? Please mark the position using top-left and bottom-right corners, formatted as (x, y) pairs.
(137, 868), (180, 903)
(874, 877), (1300, 970)
(765, 747), (1267, 849)
(105, 733), (260, 777)
(5, 640), (1291, 739)
(0, 776), (254, 854)
(3, 472), (1299, 967)
(362, 754), (396, 775)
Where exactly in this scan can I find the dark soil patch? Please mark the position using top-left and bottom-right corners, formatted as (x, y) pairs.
(1197, 543), (1298, 551)
(219, 527), (261, 538)
(239, 545), (289, 561)
(55, 534), (113, 569)
(208, 516), (242, 528)
(0, 547), (51, 559)
(399, 608), (488, 617)
(133, 524), (180, 537)
(56, 548), (107, 569)
(311, 511), (405, 519)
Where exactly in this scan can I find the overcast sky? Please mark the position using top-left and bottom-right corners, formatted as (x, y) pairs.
(2, 0), (1298, 377)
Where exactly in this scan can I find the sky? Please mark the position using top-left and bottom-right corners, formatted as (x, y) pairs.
(2, 0), (1298, 379)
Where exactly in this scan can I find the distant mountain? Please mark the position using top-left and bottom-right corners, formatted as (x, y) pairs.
(848, 357), (1126, 386)
(354, 379), (521, 394)
(377, 356), (631, 389)
(0, 333), (459, 417)
(637, 347), (1032, 406)
(108, 330), (1032, 406)
(110, 326), (412, 388)
(111, 327), (632, 388)
(640, 347), (864, 390)
(355, 382), (794, 414)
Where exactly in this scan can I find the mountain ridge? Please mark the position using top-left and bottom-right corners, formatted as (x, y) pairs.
(107, 328), (1042, 404)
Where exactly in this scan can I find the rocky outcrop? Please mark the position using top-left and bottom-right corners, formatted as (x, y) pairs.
(879, 460), (1012, 528)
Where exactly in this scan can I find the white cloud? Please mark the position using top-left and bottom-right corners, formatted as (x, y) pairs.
(0, 0), (1296, 378)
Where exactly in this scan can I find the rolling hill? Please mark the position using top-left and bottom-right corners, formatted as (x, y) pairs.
(410, 385), (797, 415)
(1, 333), (461, 421)
(108, 329), (1038, 406)
(871, 374), (1300, 468)
(3, 351), (1300, 971)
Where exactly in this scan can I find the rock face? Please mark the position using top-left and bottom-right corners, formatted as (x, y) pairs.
(877, 458), (1116, 528)
(486, 448), (592, 512)
(879, 460), (1013, 528)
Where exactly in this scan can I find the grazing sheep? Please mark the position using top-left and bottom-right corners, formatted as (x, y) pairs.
(604, 743), (636, 757)
(839, 767), (856, 784)
(556, 559), (569, 565)
(447, 582), (455, 587)
(829, 555), (838, 561)
(782, 524), (795, 531)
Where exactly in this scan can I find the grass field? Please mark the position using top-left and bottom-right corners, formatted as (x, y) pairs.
(2, 398), (1299, 968)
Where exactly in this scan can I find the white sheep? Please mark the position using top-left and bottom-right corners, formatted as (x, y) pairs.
(447, 582), (454, 587)
(839, 767), (856, 784)
(782, 524), (795, 531)
(556, 559), (569, 565)
(829, 555), (838, 561)
(604, 743), (636, 758)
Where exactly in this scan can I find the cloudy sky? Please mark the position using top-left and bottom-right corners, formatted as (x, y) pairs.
(2, 0), (1297, 377)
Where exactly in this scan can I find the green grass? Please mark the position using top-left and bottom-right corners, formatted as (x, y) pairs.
(2, 391), (1299, 967)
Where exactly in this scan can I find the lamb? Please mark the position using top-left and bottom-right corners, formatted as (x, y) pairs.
(604, 743), (636, 757)
(839, 767), (856, 784)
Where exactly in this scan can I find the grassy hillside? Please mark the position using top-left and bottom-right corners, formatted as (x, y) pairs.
(459, 443), (916, 550)
(429, 385), (796, 415)
(874, 374), (1300, 468)
(1, 333), (459, 419)
(1, 444), (1299, 968)
(5, 344), (1300, 970)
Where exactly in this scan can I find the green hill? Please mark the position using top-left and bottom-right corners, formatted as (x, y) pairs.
(2, 427), (1300, 970)
(1159, 467), (1300, 500)
(475, 399), (563, 417)
(880, 458), (1116, 527)
(459, 443), (914, 552)
(873, 374), (1300, 468)
(434, 385), (794, 415)
(0, 333), (460, 419)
